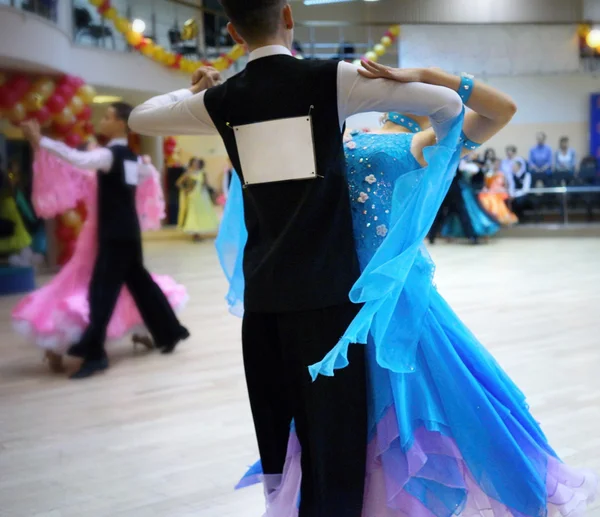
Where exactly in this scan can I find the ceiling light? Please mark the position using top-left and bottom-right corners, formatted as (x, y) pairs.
(586, 28), (600, 48)
(303, 0), (355, 5)
(93, 95), (123, 104)
(131, 19), (146, 34)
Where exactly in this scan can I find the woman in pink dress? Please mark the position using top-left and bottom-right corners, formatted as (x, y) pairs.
(12, 146), (188, 373)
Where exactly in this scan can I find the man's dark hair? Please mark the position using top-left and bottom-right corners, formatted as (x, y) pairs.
(220, 0), (286, 43)
(111, 102), (134, 125)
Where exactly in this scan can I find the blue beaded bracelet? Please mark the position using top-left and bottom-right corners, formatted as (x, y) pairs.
(458, 73), (475, 104)
(460, 132), (481, 151)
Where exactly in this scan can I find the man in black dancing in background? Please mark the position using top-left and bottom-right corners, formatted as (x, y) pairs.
(21, 105), (189, 379)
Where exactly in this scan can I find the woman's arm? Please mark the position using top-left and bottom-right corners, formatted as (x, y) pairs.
(175, 171), (189, 189)
(359, 62), (517, 161)
(417, 67), (516, 146)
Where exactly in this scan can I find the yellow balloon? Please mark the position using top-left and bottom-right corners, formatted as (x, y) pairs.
(229, 44), (246, 60)
(55, 107), (75, 126)
(212, 57), (227, 72)
(153, 46), (167, 62)
(32, 77), (55, 101)
(164, 53), (176, 66)
(103, 7), (118, 21)
(181, 59), (193, 73)
(115, 17), (130, 34)
(389, 25), (400, 37)
(126, 30), (142, 47)
(61, 209), (81, 228)
(89, 0), (103, 6)
(181, 19), (198, 41)
(8, 103), (26, 123)
(69, 95), (84, 115)
(381, 36), (392, 47)
(77, 84), (96, 104)
(140, 40), (155, 57)
(578, 24), (592, 38)
(23, 91), (44, 111)
(374, 44), (386, 57)
(365, 51), (378, 62)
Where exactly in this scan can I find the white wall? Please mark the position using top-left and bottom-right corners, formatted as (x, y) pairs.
(584, 0), (600, 20)
(399, 24), (580, 77)
(292, 0), (584, 24)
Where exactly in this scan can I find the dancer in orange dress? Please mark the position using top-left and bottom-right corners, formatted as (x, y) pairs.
(478, 161), (518, 226)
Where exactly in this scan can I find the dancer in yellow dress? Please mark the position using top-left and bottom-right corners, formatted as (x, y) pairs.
(176, 158), (219, 241)
(0, 160), (32, 256)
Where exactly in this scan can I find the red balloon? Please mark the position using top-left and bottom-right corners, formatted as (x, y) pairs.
(55, 224), (75, 242)
(76, 200), (88, 220)
(64, 238), (77, 255)
(64, 75), (85, 89)
(83, 121), (94, 134)
(53, 121), (75, 135)
(8, 74), (32, 98)
(46, 94), (66, 114)
(64, 132), (83, 148)
(33, 105), (51, 125)
(77, 104), (92, 121)
(0, 86), (20, 108)
(57, 241), (76, 266)
(55, 83), (76, 101)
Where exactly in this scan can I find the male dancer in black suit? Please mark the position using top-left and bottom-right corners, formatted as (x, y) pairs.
(21, 106), (189, 379)
(129, 1), (463, 514)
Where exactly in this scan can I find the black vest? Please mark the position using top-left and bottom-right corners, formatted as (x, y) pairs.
(205, 55), (360, 313)
(513, 172), (527, 190)
(97, 145), (141, 242)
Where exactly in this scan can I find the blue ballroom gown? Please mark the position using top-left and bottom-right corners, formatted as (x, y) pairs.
(216, 113), (597, 517)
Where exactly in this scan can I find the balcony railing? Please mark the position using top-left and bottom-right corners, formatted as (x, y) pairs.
(71, 0), (236, 62)
(1, 0), (58, 22)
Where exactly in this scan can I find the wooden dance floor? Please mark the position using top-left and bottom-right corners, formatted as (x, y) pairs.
(0, 236), (599, 516)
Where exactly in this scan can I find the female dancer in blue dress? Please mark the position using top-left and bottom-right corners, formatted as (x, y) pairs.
(217, 62), (597, 516)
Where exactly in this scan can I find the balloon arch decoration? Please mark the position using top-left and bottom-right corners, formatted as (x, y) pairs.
(0, 71), (97, 265)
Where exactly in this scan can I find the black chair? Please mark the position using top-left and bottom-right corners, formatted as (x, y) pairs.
(168, 28), (200, 58)
(74, 7), (115, 49)
(22, 0), (56, 21)
(579, 156), (599, 184)
(337, 43), (356, 61)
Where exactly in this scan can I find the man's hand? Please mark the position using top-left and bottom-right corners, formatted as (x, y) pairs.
(358, 60), (425, 83)
(20, 119), (42, 150)
(190, 66), (222, 94)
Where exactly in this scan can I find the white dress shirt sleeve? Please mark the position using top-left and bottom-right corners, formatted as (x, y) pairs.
(128, 89), (217, 136)
(40, 137), (113, 172)
(515, 173), (532, 197)
(336, 62), (463, 139)
(506, 172), (516, 198)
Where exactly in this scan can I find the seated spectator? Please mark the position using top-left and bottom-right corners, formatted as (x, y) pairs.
(500, 145), (518, 177)
(529, 132), (553, 175)
(554, 137), (576, 174)
(506, 158), (532, 221)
